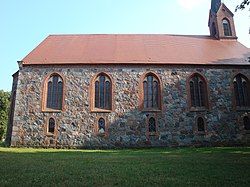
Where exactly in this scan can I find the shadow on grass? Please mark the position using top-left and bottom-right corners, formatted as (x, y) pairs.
(0, 146), (250, 155)
(0, 147), (249, 186)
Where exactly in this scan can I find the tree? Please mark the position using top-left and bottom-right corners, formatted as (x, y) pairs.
(235, 0), (250, 11)
(0, 90), (10, 141)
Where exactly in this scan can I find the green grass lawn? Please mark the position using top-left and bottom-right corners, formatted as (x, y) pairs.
(0, 147), (249, 186)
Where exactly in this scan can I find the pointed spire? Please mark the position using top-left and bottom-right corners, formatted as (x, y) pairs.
(211, 0), (221, 13)
(209, 0), (237, 39)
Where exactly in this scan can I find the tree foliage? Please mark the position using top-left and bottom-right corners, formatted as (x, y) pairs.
(235, 0), (250, 11)
(0, 90), (10, 140)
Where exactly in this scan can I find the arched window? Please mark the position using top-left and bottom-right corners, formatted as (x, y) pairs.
(94, 74), (112, 110)
(98, 118), (105, 133)
(197, 117), (205, 132)
(233, 74), (250, 107)
(189, 73), (208, 108)
(148, 117), (156, 133)
(48, 118), (55, 134)
(222, 19), (232, 36)
(143, 74), (160, 109)
(46, 74), (63, 110)
(243, 116), (250, 130)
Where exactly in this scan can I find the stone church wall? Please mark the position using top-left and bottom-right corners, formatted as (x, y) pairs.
(10, 65), (250, 148)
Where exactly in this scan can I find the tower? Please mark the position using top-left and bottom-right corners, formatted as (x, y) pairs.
(208, 0), (237, 39)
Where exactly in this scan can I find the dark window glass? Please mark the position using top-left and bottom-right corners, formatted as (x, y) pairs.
(100, 76), (105, 108)
(197, 117), (205, 132)
(95, 81), (100, 108)
(47, 81), (53, 108)
(243, 116), (250, 130)
(48, 118), (55, 133)
(52, 76), (58, 108)
(190, 81), (195, 106)
(148, 117), (156, 133)
(194, 76), (200, 107)
(243, 81), (249, 106)
(234, 75), (250, 107)
(98, 118), (105, 133)
(153, 81), (159, 108)
(199, 81), (205, 106)
(105, 81), (111, 109)
(94, 74), (112, 110)
(57, 81), (63, 109)
(143, 81), (148, 108)
(46, 75), (63, 110)
(234, 81), (240, 106)
(143, 74), (160, 109)
(189, 74), (207, 108)
(223, 19), (232, 36)
(147, 76), (153, 107)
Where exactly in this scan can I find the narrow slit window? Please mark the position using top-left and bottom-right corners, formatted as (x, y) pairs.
(148, 117), (156, 133)
(95, 81), (100, 108)
(143, 81), (148, 108)
(98, 118), (106, 133)
(197, 117), (205, 132)
(48, 118), (55, 134)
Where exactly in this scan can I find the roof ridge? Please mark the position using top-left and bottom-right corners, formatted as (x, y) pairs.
(48, 34), (211, 37)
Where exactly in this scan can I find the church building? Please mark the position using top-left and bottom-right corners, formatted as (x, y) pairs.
(6, 0), (250, 148)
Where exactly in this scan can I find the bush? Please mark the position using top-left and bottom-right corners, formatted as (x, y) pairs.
(0, 90), (10, 140)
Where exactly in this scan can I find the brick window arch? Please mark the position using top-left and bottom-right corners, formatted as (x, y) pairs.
(188, 73), (208, 109)
(243, 116), (250, 131)
(141, 72), (162, 111)
(91, 73), (113, 112)
(146, 115), (158, 138)
(48, 117), (55, 134)
(194, 116), (207, 134)
(222, 18), (232, 36)
(148, 117), (156, 133)
(98, 118), (106, 134)
(95, 116), (109, 137)
(42, 73), (65, 112)
(233, 74), (250, 107)
(197, 117), (205, 132)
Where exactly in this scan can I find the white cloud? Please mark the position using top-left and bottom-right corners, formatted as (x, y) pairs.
(177, 0), (209, 10)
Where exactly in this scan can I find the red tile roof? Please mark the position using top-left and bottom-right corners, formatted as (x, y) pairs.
(22, 34), (250, 66)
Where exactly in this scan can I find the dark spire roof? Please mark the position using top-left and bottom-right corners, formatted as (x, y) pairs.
(211, 0), (221, 13)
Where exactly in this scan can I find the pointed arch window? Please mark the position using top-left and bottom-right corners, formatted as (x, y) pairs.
(148, 117), (156, 133)
(46, 74), (63, 110)
(48, 118), (55, 134)
(98, 118), (106, 134)
(143, 73), (161, 110)
(243, 116), (250, 131)
(94, 74), (112, 110)
(222, 18), (232, 36)
(189, 73), (208, 109)
(197, 117), (205, 132)
(233, 74), (250, 107)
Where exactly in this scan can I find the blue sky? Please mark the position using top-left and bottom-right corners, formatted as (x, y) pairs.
(0, 0), (249, 91)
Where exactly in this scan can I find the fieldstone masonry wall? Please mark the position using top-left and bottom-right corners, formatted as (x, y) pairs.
(10, 65), (250, 148)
